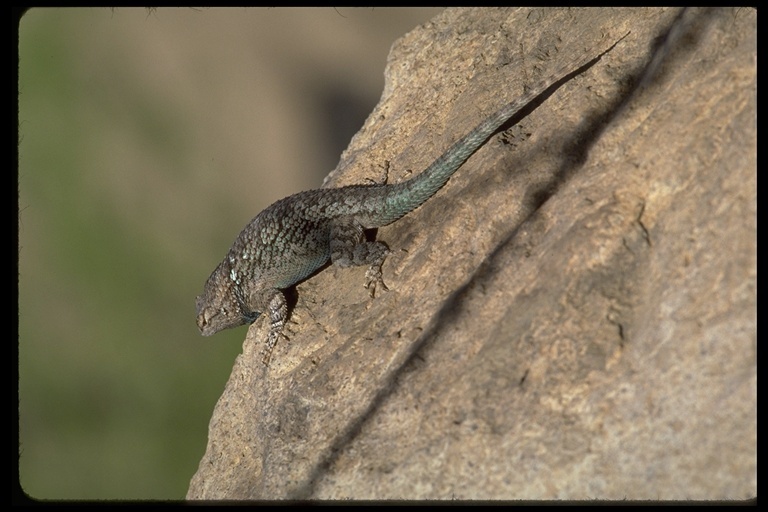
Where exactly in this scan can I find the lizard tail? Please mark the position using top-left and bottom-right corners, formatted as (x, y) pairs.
(375, 33), (628, 227)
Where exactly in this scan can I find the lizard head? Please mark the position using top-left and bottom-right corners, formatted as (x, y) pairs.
(195, 262), (258, 336)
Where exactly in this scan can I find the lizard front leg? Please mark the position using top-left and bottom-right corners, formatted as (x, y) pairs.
(248, 288), (289, 366)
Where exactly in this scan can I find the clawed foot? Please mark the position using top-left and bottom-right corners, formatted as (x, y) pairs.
(262, 330), (289, 366)
(365, 265), (389, 298)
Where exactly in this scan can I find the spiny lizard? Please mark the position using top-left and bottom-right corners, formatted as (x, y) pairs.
(196, 34), (626, 365)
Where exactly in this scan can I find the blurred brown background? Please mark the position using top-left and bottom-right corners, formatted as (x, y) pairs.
(17, 7), (442, 499)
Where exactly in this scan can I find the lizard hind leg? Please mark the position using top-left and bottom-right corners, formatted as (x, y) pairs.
(329, 220), (390, 297)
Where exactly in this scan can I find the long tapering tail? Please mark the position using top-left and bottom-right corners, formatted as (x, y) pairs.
(374, 33), (628, 226)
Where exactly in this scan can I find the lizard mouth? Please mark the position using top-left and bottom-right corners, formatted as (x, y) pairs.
(196, 304), (225, 336)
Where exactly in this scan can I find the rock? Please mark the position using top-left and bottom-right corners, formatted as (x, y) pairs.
(187, 7), (755, 500)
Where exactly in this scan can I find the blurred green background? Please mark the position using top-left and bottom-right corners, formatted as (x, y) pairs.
(18, 7), (442, 500)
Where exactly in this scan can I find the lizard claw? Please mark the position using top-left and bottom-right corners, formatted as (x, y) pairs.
(262, 330), (289, 366)
(365, 265), (388, 297)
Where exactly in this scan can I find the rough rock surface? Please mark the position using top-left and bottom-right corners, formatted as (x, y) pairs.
(187, 7), (755, 500)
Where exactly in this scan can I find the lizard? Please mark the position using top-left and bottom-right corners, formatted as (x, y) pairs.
(195, 34), (627, 365)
